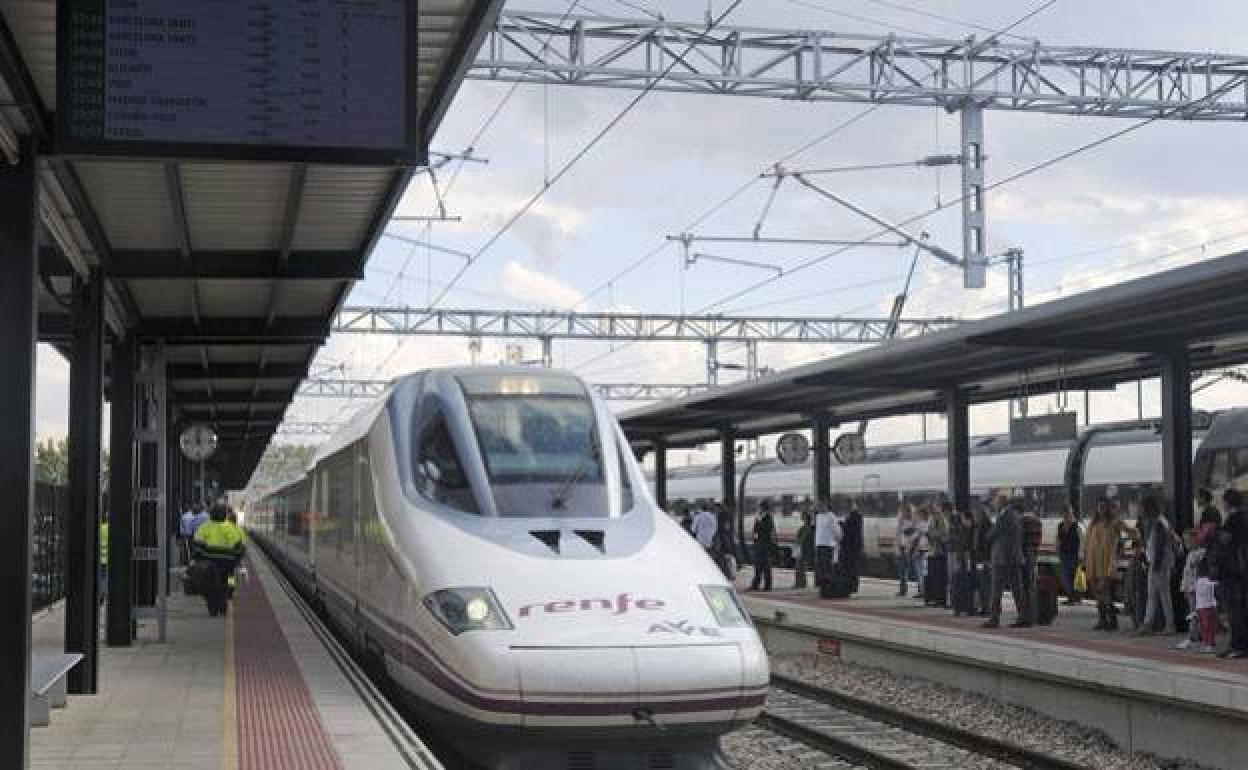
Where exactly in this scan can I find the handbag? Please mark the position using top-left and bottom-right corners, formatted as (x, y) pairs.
(1074, 564), (1087, 593)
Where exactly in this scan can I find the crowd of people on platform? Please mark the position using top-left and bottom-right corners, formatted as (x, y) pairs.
(679, 498), (867, 599)
(677, 485), (1248, 658)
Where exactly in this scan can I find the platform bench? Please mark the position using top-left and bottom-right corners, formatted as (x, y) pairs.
(29, 652), (82, 727)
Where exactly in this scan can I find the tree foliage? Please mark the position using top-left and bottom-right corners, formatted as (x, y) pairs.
(34, 438), (111, 487)
(35, 438), (69, 485)
(243, 442), (318, 500)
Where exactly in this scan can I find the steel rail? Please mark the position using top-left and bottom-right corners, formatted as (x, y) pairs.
(769, 672), (1088, 770)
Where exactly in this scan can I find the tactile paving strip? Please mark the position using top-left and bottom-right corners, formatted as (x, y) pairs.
(234, 563), (344, 770)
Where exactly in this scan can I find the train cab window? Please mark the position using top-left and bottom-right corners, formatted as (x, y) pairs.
(414, 413), (479, 515)
(457, 372), (620, 517)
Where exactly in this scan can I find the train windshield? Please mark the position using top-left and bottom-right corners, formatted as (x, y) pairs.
(457, 372), (623, 517)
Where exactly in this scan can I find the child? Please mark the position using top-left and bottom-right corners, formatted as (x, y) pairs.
(1175, 530), (1204, 650)
(1194, 560), (1218, 654)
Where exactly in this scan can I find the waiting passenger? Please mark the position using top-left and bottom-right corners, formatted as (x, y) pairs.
(971, 508), (993, 616)
(793, 510), (814, 590)
(895, 507), (918, 597)
(814, 501), (845, 597)
(1214, 488), (1248, 658)
(691, 505), (717, 558)
(679, 507), (694, 536)
(840, 504), (865, 594)
(983, 495), (1028, 629)
(1057, 508), (1082, 605)
(191, 504), (245, 617)
(748, 501), (775, 592)
(713, 505), (738, 580)
(949, 508), (976, 616)
(1020, 508), (1043, 625)
(1193, 560), (1219, 654)
(1082, 497), (1135, 632)
(1197, 488), (1223, 528)
(1176, 529), (1205, 650)
(178, 507), (198, 566)
(1137, 496), (1180, 635)
(924, 503), (950, 607)
(913, 506), (931, 601)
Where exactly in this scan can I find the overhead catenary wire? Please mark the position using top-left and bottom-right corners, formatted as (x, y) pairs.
(574, 103), (887, 309)
(425, 0), (749, 312)
(568, 0), (1058, 377)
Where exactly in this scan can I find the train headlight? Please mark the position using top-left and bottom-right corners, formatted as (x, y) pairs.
(424, 587), (513, 635)
(700, 585), (751, 627)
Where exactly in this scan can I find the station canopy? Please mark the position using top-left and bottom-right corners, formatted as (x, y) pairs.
(1, 0), (500, 487)
(621, 251), (1248, 450)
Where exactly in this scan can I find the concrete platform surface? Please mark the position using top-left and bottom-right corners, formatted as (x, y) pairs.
(28, 549), (425, 770)
(738, 571), (1248, 715)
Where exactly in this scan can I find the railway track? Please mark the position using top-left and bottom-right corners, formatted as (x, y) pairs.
(755, 674), (1087, 770)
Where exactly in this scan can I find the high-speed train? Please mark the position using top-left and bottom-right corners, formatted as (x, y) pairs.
(661, 410), (1248, 572)
(248, 367), (767, 770)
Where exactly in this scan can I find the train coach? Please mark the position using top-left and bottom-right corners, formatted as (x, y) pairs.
(661, 409), (1248, 572)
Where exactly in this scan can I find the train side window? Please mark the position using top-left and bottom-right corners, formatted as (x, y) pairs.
(414, 413), (479, 514)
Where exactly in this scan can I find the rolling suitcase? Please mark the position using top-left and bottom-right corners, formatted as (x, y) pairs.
(924, 554), (947, 607)
(1036, 574), (1059, 625)
(820, 560), (855, 599)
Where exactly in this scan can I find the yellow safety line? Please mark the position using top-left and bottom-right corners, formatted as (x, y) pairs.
(221, 607), (239, 770)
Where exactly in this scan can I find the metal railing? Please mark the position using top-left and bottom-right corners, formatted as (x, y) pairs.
(32, 483), (68, 613)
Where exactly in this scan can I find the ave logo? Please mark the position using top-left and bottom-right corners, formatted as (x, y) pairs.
(648, 619), (722, 638)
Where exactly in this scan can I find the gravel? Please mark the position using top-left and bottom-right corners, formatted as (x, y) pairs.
(762, 653), (1214, 770)
(721, 725), (862, 770)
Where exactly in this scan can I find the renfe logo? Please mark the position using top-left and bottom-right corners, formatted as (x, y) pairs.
(517, 592), (665, 618)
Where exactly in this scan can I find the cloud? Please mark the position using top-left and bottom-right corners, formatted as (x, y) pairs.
(34, 345), (71, 441)
(496, 260), (586, 309)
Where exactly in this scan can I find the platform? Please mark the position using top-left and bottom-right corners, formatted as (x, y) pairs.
(739, 570), (1248, 769)
(28, 548), (435, 770)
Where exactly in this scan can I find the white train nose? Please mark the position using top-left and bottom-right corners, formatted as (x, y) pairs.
(512, 643), (763, 728)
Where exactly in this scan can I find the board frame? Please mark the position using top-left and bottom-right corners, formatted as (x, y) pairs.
(55, 0), (424, 165)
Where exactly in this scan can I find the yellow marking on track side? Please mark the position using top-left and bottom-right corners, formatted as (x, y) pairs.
(221, 607), (239, 770)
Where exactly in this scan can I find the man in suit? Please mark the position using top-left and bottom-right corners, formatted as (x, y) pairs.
(984, 493), (1029, 629)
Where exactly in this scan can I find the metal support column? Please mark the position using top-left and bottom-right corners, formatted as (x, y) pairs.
(0, 136), (38, 770)
(134, 345), (168, 641)
(1006, 248), (1025, 311)
(107, 339), (136, 646)
(706, 340), (719, 385)
(66, 270), (104, 695)
(960, 104), (988, 288)
(540, 336), (553, 368)
(746, 341), (758, 380)
(946, 388), (970, 512)
(812, 413), (831, 506)
(653, 439), (668, 511)
(720, 427), (737, 543)
(1161, 350), (1194, 531)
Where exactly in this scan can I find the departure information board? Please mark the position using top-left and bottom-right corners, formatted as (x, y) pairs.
(58, 0), (419, 163)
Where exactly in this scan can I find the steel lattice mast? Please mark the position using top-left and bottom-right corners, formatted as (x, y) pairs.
(469, 12), (1248, 288)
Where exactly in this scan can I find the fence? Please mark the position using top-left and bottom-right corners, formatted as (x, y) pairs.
(33, 482), (68, 612)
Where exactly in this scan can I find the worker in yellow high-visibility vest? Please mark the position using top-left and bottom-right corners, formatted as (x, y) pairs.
(191, 505), (244, 617)
(98, 517), (109, 602)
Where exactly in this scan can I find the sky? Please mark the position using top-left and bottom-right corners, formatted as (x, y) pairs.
(33, 0), (1248, 467)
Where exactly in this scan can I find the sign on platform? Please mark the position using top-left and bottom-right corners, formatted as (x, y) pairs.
(1009, 413), (1078, 445)
(58, 0), (420, 163)
(816, 637), (841, 657)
